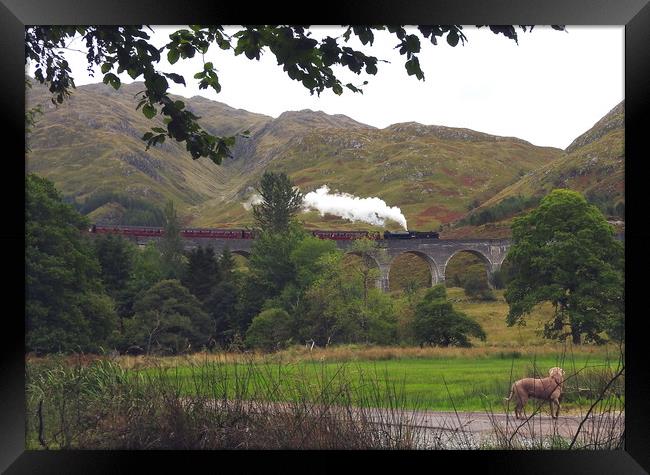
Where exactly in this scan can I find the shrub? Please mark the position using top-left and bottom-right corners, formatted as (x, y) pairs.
(463, 276), (496, 300)
(245, 308), (293, 351)
(413, 285), (486, 347)
(124, 280), (212, 354)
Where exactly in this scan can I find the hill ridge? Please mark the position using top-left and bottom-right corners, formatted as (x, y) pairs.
(29, 80), (619, 234)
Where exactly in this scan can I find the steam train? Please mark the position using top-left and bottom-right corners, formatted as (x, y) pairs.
(88, 225), (439, 241)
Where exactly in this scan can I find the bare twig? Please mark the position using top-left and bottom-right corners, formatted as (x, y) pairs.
(569, 363), (625, 449)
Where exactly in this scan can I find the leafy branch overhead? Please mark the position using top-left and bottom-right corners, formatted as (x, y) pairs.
(26, 25), (565, 164)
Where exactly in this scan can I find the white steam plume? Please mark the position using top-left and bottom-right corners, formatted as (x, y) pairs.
(242, 193), (263, 211)
(302, 185), (408, 230)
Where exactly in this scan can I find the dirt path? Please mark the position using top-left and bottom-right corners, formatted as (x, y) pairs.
(371, 409), (624, 447)
(184, 398), (624, 448)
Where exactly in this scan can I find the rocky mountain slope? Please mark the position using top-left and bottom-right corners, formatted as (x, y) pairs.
(27, 80), (621, 233)
(443, 101), (624, 238)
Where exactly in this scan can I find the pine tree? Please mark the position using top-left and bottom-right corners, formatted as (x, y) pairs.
(159, 200), (184, 279)
(252, 172), (303, 233)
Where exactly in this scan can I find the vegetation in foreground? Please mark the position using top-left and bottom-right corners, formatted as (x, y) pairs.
(26, 349), (624, 450)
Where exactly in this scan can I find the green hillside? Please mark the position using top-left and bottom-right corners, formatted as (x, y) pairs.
(444, 101), (624, 238)
(30, 80), (599, 232)
(26, 81), (268, 225)
(196, 116), (563, 230)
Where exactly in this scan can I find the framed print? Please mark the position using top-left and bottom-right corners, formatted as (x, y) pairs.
(2, 0), (649, 473)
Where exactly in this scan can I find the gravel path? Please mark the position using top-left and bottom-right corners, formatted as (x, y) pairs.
(183, 398), (624, 448)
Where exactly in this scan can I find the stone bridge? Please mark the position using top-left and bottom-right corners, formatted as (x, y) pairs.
(130, 235), (512, 292)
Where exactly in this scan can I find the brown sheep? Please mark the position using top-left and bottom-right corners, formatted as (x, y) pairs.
(504, 367), (565, 419)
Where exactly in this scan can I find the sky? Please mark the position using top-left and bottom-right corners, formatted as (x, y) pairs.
(39, 25), (624, 150)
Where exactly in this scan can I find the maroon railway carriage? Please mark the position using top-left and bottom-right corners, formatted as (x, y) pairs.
(89, 225), (412, 242)
(89, 225), (254, 239)
(181, 228), (244, 239)
(90, 224), (163, 237)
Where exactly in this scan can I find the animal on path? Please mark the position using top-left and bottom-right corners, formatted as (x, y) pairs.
(504, 367), (565, 419)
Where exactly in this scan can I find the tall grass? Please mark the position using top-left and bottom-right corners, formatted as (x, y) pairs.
(26, 348), (625, 450)
(27, 355), (439, 449)
(27, 342), (614, 369)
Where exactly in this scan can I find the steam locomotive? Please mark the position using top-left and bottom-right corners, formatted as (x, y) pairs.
(88, 225), (438, 241)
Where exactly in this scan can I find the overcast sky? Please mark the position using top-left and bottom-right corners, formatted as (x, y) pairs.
(42, 25), (624, 150)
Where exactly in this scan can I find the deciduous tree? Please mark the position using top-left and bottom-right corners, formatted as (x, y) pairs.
(125, 279), (212, 354)
(26, 174), (117, 353)
(244, 308), (293, 352)
(504, 189), (624, 344)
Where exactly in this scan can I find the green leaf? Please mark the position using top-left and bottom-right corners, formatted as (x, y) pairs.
(151, 75), (169, 94)
(164, 73), (186, 85)
(102, 73), (121, 90)
(142, 103), (156, 119)
(447, 30), (459, 47)
(405, 58), (424, 80)
(101, 63), (111, 74)
(167, 48), (180, 65)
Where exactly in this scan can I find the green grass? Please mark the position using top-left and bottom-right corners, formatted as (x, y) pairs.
(137, 352), (622, 413)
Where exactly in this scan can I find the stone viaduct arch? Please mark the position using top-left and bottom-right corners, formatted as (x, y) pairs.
(337, 238), (510, 292)
(379, 239), (510, 291)
(444, 249), (495, 288)
(386, 251), (442, 291)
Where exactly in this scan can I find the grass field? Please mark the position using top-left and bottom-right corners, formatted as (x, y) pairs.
(127, 349), (621, 413)
(27, 285), (622, 414)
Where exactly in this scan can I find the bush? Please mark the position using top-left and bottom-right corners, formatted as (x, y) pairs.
(245, 308), (293, 351)
(124, 280), (212, 354)
(413, 285), (486, 347)
(463, 276), (495, 300)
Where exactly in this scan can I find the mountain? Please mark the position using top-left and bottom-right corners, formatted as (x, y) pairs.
(27, 80), (568, 230)
(444, 101), (624, 238)
(26, 81), (267, 224)
(195, 112), (562, 230)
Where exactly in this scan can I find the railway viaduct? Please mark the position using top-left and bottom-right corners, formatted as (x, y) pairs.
(129, 234), (512, 292)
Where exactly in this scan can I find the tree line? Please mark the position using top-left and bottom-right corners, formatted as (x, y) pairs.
(26, 172), (489, 354)
(26, 172), (624, 354)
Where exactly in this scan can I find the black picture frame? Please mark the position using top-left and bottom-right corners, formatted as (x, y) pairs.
(2, 1), (649, 473)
